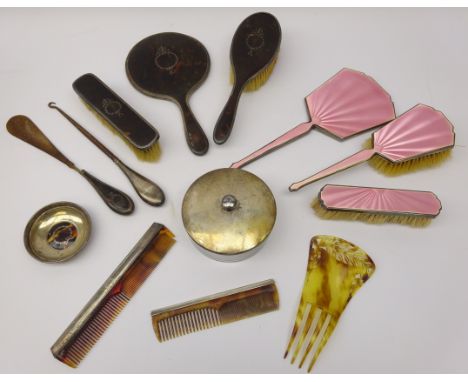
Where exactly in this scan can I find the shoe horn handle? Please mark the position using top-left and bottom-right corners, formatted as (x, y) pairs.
(80, 169), (135, 215)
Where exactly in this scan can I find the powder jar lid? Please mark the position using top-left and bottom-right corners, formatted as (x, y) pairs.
(182, 168), (276, 262)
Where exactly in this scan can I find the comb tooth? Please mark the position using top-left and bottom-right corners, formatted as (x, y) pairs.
(206, 308), (214, 327)
(199, 309), (208, 328)
(199, 309), (207, 328)
(182, 312), (192, 333)
(209, 309), (217, 327)
(162, 319), (172, 341)
(206, 309), (215, 328)
(177, 315), (185, 336)
(183, 313), (192, 334)
(157, 320), (166, 341)
(74, 336), (92, 353)
(87, 319), (106, 338)
(188, 311), (197, 332)
(195, 309), (205, 330)
(189, 311), (199, 332)
(156, 321), (164, 341)
(164, 317), (175, 339)
(307, 314), (333, 373)
(66, 347), (80, 361)
(157, 309), (222, 341)
(291, 306), (316, 364)
(201, 309), (210, 329)
(65, 351), (80, 367)
(163, 319), (173, 340)
(68, 343), (86, 360)
(298, 310), (327, 368)
(213, 309), (221, 326)
(176, 314), (186, 336)
(179, 314), (189, 335)
(174, 315), (184, 337)
(284, 302), (311, 359)
(164, 317), (174, 338)
(170, 315), (179, 337)
(62, 294), (129, 367)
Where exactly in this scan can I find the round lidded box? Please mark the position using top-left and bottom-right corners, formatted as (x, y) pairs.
(24, 202), (91, 263)
(182, 168), (276, 262)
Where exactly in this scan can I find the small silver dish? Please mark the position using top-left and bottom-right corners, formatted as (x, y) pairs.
(24, 202), (91, 263)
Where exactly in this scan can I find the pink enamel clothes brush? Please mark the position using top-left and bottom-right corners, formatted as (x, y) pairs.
(290, 104), (455, 191)
(230, 68), (395, 169)
(312, 184), (442, 227)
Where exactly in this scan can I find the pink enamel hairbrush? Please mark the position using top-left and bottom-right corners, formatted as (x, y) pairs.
(231, 68), (395, 169)
(312, 184), (442, 227)
(290, 104), (455, 191)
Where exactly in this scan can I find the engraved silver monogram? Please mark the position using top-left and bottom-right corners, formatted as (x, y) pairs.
(102, 98), (124, 118)
(246, 28), (265, 56)
(154, 46), (179, 71)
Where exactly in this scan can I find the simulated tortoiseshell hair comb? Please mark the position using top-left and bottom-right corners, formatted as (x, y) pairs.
(51, 223), (175, 368)
(284, 235), (375, 373)
(231, 68), (395, 168)
(151, 279), (279, 342)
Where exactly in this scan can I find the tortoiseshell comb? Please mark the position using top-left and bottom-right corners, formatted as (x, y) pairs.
(151, 279), (279, 342)
(51, 223), (175, 368)
(284, 235), (375, 373)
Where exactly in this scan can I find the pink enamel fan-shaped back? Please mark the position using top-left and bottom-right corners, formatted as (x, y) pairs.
(306, 68), (396, 139)
(373, 104), (456, 162)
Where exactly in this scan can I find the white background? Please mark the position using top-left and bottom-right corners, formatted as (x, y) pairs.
(1, 7), (467, 373)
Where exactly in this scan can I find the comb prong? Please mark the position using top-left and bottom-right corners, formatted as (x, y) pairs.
(284, 302), (310, 359)
(169, 317), (178, 339)
(176, 315), (185, 336)
(298, 310), (327, 368)
(307, 314), (333, 373)
(206, 309), (214, 328)
(205, 309), (213, 328)
(185, 312), (196, 333)
(158, 321), (166, 341)
(180, 313), (190, 334)
(164, 320), (171, 341)
(168, 317), (177, 339)
(167, 319), (175, 340)
(291, 306), (315, 364)
(194, 310), (203, 331)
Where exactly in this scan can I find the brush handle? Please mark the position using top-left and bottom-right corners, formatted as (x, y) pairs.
(289, 149), (375, 191)
(114, 159), (165, 206)
(213, 82), (243, 144)
(79, 169), (134, 215)
(178, 98), (209, 156)
(230, 121), (314, 168)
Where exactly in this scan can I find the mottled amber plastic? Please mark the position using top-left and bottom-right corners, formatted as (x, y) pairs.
(284, 235), (375, 372)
